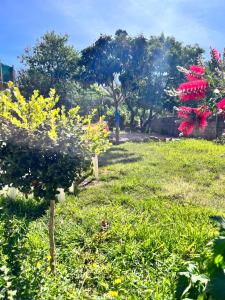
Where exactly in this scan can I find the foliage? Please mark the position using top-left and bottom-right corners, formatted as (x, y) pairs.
(176, 217), (225, 300)
(176, 263), (209, 299)
(0, 140), (224, 299)
(83, 113), (111, 156)
(136, 34), (204, 132)
(17, 31), (80, 109)
(168, 48), (225, 136)
(78, 31), (204, 133)
(72, 83), (112, 118)
(16, 30), (204, 133)
(0, 265), (17, 300)
(77, 30), (138, 142)
(0, 82), (91, 201)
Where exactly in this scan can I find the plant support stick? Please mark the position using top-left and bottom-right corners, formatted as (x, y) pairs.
(49, 200), (56, 273)
(92, 155), (99, 180)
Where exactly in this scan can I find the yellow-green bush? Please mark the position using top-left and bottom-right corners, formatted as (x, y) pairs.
(0, 83), (110, 272)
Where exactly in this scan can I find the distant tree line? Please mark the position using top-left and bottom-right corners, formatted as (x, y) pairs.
(16, 30), (204, 142)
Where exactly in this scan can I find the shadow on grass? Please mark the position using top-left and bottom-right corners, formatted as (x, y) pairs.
(0, 196), (48, 221)
(0, 197), (48, 283)
(99, 147), (143, 167)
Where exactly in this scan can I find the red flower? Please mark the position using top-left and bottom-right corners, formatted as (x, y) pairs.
(179, 91), (206, 101)
(189, 65), (205, 75)
(178, 80), (208, 101)
(177, 106), (193, 118)
(186, 65), (205, 81)
(186, 73), (200, 81)
(178, 80), (208, 93)
(217, 98), (225, 117)
(217, 98), (225, 110)
(178, 120), (195, 136)
(212, 48), (220, 61)
(177, 105), (211, 136)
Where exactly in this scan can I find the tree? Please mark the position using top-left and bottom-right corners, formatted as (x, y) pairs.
(134, 34), (204, 132)
(77, 30), (149, 143)
(83, 115), (111, 179)
(0, 81), (112, 272)
(78, 30), (204, 136)
(17, 31), (79, 109)
(119, 34), (149, 129)
(71, 83), (113, 119)
(0, 83), (91, 272)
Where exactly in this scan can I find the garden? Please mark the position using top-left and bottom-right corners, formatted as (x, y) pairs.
(1, 30), (225, 300)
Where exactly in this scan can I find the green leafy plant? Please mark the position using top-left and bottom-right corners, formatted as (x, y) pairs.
(0, 265), (17, 300)
(176, 217), (225, 300)
(0, 82), (91, 272)
(82, 112), (111, 179)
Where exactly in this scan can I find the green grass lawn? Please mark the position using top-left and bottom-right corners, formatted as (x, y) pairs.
(1, 139), (225, 299)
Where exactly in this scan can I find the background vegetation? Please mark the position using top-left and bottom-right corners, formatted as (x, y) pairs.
(16, 30), (204, 134)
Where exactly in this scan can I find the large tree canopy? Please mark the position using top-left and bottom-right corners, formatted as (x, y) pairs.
(17, 31), (80, 108)
(136, 34), (204, 131)
(16, 30), (204, 134)
(77, 31), (204, 133)
(77, 30), (149, 141)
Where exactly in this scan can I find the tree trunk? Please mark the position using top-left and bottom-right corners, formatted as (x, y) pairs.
(140, 109), (146, 131)
(115, 105), (120, 144)
(216, 114), (220, 138)
(125, 100), (135, 130)
(141, 107), (153, 133)
(130, 110), (135, 130)
(49, 200), (56, 273)
(146, 107), (153, 133)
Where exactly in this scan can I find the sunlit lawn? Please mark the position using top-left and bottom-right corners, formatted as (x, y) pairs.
(1, 139), (225, 299)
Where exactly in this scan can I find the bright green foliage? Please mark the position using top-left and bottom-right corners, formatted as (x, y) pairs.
(0, 83), (91, 200)
(177, 216), (225, 300)
(0, 140), (224, 299)
(0, 82), (59, 136)
(17, 31), (79, 109)
(0, 83), (111, 200)
(83, 113), (111, 156)
(0, 265), (17, 300)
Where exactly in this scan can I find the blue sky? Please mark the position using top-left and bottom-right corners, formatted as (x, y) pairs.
(1, 0), (225, 69)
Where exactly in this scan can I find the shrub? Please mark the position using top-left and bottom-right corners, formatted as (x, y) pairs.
(167, 48), (225, 137)
(0, 83), (91, 272)
(176, 217), (225, 300)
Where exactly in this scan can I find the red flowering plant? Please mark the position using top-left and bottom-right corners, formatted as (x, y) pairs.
(167, 48), (225, 137)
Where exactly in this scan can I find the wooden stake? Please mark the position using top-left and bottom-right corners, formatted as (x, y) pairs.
(49, 200), (56, 273)
(92, 155), (99, 180)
